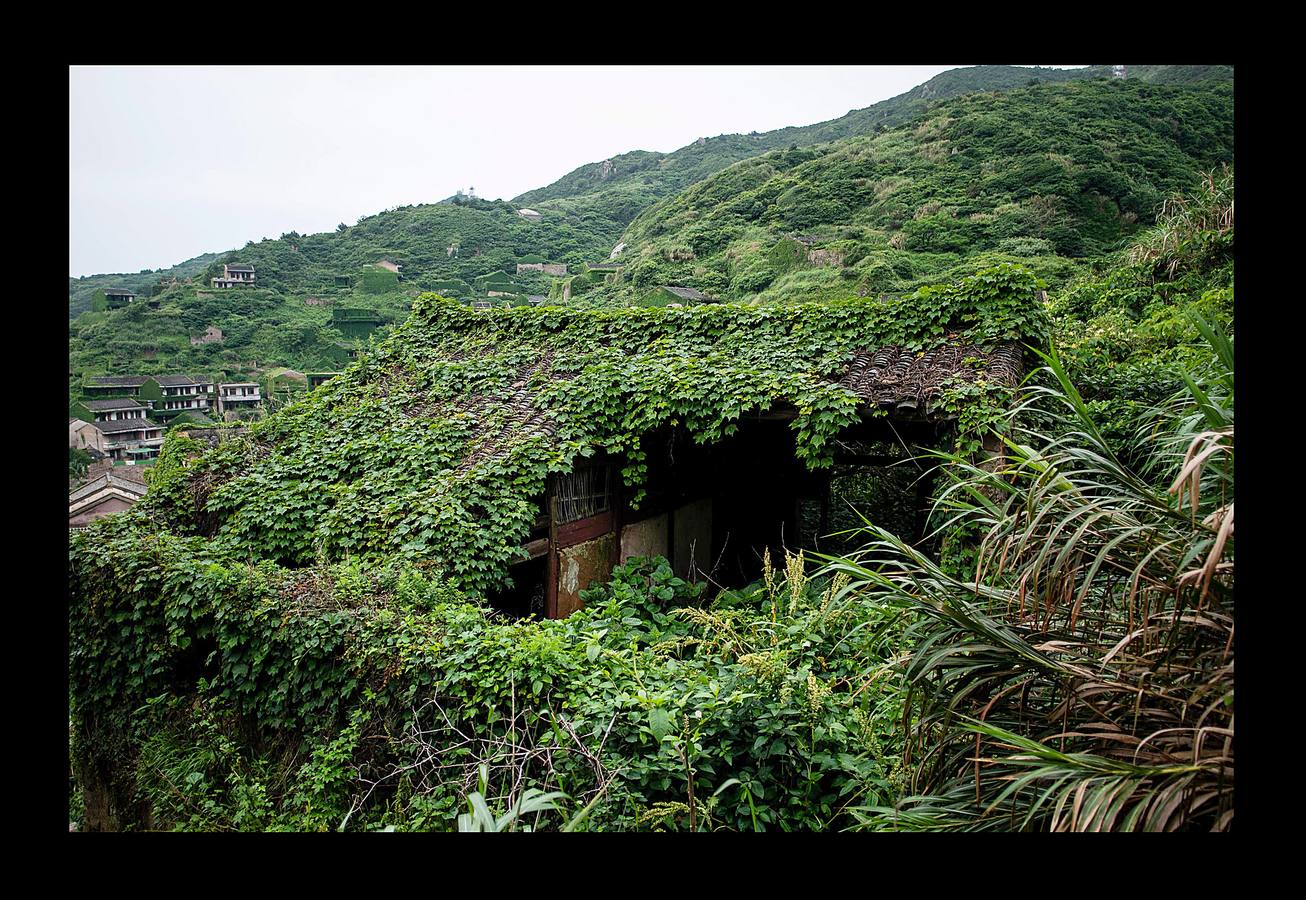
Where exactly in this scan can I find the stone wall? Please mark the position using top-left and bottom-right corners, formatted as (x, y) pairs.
(517, 262), (567, 277)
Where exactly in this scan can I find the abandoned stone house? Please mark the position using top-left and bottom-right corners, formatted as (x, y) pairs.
(73, 397), (151, 424)
(642, 285), (715, 306)
(83, 375), (150, 399)
(104, 288), (136, 309)
(93, 417), (165, 462)
(190, 325), (224, 346)
(474, 338), (1021, 620)
(212, 264), (256, 289)
(69, 418), (109, 457)
(217, 381), (262, 416)
(147, 376), (215, 419)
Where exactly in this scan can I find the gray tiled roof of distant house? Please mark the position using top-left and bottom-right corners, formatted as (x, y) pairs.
(105, 288), (136, 296)
(88, 375), (150, 387)
(96, 418), (163, 435)
(226, 265), (255, 272)
(665, 286), (711, 302)
(84, 398), (146, 411)
(154, 375), (210, 386)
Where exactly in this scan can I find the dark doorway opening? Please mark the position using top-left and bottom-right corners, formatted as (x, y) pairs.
(487, 554), (547, 618)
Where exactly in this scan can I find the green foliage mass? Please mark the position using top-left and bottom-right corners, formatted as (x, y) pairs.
(1048, 165), (1233, 450)
(70, 537), (908, 831)
(513, 65), (1226, 228)
(68, 67), (1234, 832)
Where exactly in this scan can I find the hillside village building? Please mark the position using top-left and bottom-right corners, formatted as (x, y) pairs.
(104, 289), (136, 309)
(218, 382), (262, 416)
(72, 398), (151, 424)
(212, 264), (256, 288)
(95, 418), (165, 462)
(190, 326), (224, 346)
(69, 419), (109, 457)
(145, 376), (215, 418)
(332, 308), (385, 340)
(83, 375), (150, 398)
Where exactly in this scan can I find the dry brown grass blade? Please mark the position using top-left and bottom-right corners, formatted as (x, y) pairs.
(1198, 502), (1233, 605)
(1167, 429), (1231, 517)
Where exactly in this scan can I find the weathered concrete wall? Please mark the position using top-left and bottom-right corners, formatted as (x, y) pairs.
(621, 513), (668, 563)
(673, 498), (713, 581)
(557, 532), (616, 618)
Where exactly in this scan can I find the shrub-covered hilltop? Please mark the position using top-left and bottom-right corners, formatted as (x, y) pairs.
(513, 65), (1229, 231)
(67, 198), (616, 383)
(577, 77), (1231, 308)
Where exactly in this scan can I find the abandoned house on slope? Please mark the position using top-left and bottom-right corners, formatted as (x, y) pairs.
(486, 340), (1021, 618)
(140, 269), (1039, 622)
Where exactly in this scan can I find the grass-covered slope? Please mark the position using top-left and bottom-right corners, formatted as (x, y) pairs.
(513, 66), (1229, 231)
(67, 197), (618, 383)
(588, 78), (1231, 307)
(69, 251), (224, 320)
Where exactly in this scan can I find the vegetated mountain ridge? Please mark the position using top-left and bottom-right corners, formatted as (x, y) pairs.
(511, 65), (1230, 228)
(569, 76), (1232, 307)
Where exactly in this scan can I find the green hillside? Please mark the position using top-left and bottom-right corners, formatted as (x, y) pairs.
(67, 196), (616, 384)
(575, 78), (1231, 306)
(512, 65), (1230, 234)
(69, 251), (224, 320)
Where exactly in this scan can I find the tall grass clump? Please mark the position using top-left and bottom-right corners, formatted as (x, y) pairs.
(830, 318), (1233, 831)
(1128, 165), (1233, 282)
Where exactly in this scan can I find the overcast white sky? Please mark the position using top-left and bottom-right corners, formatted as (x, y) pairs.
(69, 65), (1088, 277)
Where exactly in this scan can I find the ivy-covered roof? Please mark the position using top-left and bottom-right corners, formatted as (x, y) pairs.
(140, 264), (1045, 597)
